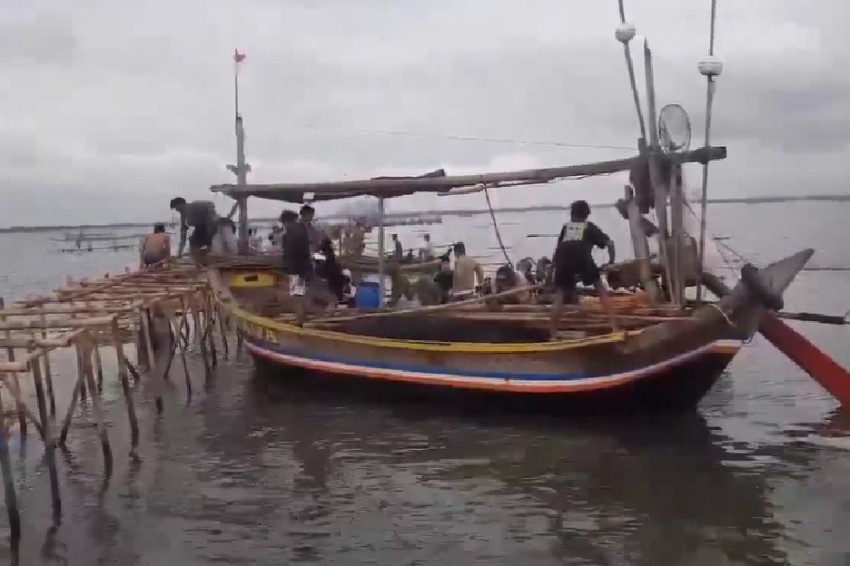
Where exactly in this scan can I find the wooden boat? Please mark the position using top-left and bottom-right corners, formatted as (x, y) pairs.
(200, 5), (826, 414)
(208, 245), (812, 413)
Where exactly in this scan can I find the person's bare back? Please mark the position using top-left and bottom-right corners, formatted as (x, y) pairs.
(140, 225), (171, 266)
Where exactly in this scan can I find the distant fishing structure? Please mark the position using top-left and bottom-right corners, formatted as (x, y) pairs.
(49, 230), (175, 254)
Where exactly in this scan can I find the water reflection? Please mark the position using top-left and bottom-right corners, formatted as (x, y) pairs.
(216, 371), (792, 564)
(2, 202), (850, 563)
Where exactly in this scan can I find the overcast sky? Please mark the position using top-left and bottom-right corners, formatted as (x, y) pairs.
(1, 0), (846, 226)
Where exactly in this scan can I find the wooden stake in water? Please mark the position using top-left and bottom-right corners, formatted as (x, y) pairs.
(37, 305), (57, 416)
(58, 369), (84, 447)
(0, 388), (21, 547)
(111, 319), (139, 453)
(218, 304), (230, 359)
(80, 336), (113, 478)
(0, 298), (27, 437)
(31, 354), (61, 522)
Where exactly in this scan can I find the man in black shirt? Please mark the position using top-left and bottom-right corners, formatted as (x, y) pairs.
(281, 209), (312, 324)
(550, 200), (619, 338)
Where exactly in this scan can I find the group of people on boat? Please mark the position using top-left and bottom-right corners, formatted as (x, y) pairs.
(151, 194), (620, 337)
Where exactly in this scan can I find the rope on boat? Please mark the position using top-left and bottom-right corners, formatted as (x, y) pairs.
(482, 186), (512, 265)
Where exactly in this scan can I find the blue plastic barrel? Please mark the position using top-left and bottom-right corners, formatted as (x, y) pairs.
(354, 281), (381, 309)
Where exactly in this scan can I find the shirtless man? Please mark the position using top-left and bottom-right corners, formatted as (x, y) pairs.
(139, 223), (171, 268)
(451, 242), (484, 300)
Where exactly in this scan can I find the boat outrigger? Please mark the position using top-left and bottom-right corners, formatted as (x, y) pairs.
(198, 2), (848, 414)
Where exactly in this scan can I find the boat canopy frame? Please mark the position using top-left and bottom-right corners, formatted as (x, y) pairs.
(209, 146), (726, 204)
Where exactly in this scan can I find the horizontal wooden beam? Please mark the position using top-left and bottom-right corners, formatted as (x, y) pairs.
(0, 315), (116, 332)
(210, 146), (727, 202)
(0, 329), (87, 349)
(0, 303), (145, 318)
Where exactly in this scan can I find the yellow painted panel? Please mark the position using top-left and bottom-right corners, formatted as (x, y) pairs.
(229, 272), (277, 288)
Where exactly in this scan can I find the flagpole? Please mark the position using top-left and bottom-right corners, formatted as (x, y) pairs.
(234, 72), (240, 121)
(229, 49), (250, 253)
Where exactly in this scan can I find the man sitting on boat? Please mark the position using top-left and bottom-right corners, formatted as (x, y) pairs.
(139, 223), (171, 268)
(550, 200), (619, 338)
(313, 235), (349, 305)
(451, 242), (484, 300)
(170, 197), (220, 265)
(492, 263), (533, 304)
(281, 209), (312, 324)
(299, 204), (323, 253)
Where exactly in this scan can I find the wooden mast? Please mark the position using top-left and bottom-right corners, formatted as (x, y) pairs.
(615, 9), (661, 303)
(234, 116), (249, 254)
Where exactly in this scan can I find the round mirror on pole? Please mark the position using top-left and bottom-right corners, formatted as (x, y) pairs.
(657, 104), (692, 153)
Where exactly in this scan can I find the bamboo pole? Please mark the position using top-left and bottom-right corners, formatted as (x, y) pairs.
(624, 184), (660, 302)
(0, 384), (21, 546)
(133, 308), (148, 371)
(201, 292), (217, 368)
(111, 319), (139, 453)
(0, 378), (44, 440)
(93, 342), (104, 391)
(31, 354), (61, 522)
(191, 308), (212, 385)
(643, 42), (676, 303)
(139, 308), (156, 374)
(211, 146), (727, 197)
(217, 304), (230, 359)
(176, 299), (193, 395)
(58, 372), (84, 447)
(0, 315), (116, 332)
(81, 345), (113, 478)
(0, 298), (27, 436)
(36, 306), (57, 415)
(75, 342), (89, 403)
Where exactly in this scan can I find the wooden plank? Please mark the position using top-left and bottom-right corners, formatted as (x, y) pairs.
(0, 329), (86, 349)
(0, 316), (116, 332)
(211, 146), (727, 202)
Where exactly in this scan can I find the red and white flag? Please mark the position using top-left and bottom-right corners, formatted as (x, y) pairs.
(233, 49), (246, 74)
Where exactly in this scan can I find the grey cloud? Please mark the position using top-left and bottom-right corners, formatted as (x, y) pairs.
(0, 15), (76, 66)
(0, 0), (848, 226)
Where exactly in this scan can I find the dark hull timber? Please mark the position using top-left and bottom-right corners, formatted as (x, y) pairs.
(244, 334), (737, 414)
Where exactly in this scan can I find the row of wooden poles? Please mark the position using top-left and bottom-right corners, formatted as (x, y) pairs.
(0, 265), (231, 549)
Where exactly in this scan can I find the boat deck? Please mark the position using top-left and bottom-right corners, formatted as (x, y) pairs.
(227, 281), (692, 342)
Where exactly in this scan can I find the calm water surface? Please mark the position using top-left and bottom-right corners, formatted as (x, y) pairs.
(1, 202), (849, 565)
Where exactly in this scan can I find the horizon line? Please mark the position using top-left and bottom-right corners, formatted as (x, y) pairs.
(1, 193), (847, 234)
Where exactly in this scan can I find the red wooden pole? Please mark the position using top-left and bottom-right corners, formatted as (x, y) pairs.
(759, 312), (850, 406)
